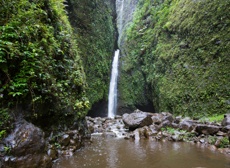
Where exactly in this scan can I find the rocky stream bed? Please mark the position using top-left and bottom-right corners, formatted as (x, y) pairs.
(87, 110), (230, 155)
(1, 110), (230, 168)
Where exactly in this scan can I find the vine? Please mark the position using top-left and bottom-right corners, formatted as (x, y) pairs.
(0, 0), (89, 131)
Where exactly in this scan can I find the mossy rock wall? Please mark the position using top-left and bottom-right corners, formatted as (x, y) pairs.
(66, 0), (117, 108)
(120, 0), (230, 117)
(0, 0), (89, 131)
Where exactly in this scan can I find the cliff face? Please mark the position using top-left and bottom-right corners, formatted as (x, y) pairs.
(0, 1), (92, 167)
(116, 0), (140, 47)
(119, 0), (230, 117)
(0, 0), (118, 130)
(66, 0), (117, 115)
(0, 0), (90, 132)
(1, 0), (229, 135)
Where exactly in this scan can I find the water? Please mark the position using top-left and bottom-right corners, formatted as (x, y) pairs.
(54, 136), (230, 168)
(117, 0), (124, 44)
(108, 50), (120, 118)
(117, 0), (124, 33)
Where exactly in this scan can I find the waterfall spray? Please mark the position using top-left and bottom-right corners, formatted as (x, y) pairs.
(108, 50), (120, 118)
(117, 0), (124, 46)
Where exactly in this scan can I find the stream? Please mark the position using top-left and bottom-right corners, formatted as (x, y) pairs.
(53, 135), (230, 168)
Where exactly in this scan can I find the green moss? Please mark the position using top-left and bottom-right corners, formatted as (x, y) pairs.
(208, 136), (218, 145)
(219, 137), (229, 148)
(207, 114), (224, 123)
(120, 0), (230, 117)
(0, 0), (89, 130)
(66, 0), (117, 107)
(0, 108), (12, 140)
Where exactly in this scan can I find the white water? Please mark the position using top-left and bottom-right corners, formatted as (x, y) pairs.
(108, 50), (120, 118)
(117, 0), (124, 45)
(118, 0), (124, 34)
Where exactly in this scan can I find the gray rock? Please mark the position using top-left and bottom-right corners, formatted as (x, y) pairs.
(2, 154), (52, 168)
(151, 113), (163, 125)
(195, 124), (220, 135)
(171, 123), (179, 129)
(122, 111), (153, 130)
(4, 119), (45, 156)
(200, 139), (206, 143)
(171, 133), (183, 142)
(137, 126), (153, 138)
(163, 113), (174, 123)
(160, 120), (172, 128)
(216, 131), (226, 136)
(174, 116), (182, 124)
(221, 125), (230, 133)
(47, 149), (58, 160)
(221, 114), (230, 126)
(179, 120), (194, 132)
(149, 125), (159, 134)
(2, 119), (52, 168)
(102, 132), (117, 138)
(58, 134), (70, 146)
(115, 115), (122, 119)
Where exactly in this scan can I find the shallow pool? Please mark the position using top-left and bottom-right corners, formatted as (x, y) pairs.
(53, 135), (230, 168)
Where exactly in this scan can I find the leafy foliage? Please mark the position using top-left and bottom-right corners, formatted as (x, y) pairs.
(218, 137), (229, 148)
(199, 114), (224, 123)
(120, 0), (230, 117)
(66, 0), (117, 106)
(0, 130), (6, 140)
(0, 0), (89, 130)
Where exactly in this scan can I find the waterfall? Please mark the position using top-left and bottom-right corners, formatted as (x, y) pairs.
(108, 50), (120, 118)
(119, 0), (124, 34)
(117, 0), (124, 46)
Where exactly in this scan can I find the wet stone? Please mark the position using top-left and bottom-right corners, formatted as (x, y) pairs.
(102, 132), (117, 138)
(179, 120), (194, 132)
(47, 149), (58, 160)
(122, 111), (153, 130)
(195, 124), (220, 135)
(221, 114), (230, 126)
(59, 134), (70, 146)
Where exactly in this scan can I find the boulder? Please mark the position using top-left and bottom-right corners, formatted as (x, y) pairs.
(58, 134), (70, 146)
(122, 111), (153, 130)
(171, 131), (184, 142)
(151, 113), (164, 125)
(160, 120), (172, 128)
(4, 119), (46, 156)
(221, 125), (230, 133)
(221, 114), (230, 126)
(148, 125), (159, 134)
(47, 149), (58, 160)
(174, 116), (182, 124)
(179, 120), (194, 132)
(195, 124), (220, 135)
(102, 132), (117, 138)
(162, 113), (174, 123)
(171, 123), (179, 129)
(137, 126), (151, 138)
(2, 154), (52, 168)
(2, 119), (52, 168)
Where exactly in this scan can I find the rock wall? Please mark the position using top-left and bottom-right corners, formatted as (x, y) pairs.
(0, 0), (89, 132)
(118, 0), (230, 117)
(0, 0), (113, 167)
(116, 0), (140, 47)
(66, 0), (118, 115)
(1, 119), (52, 168)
